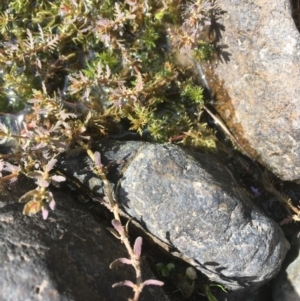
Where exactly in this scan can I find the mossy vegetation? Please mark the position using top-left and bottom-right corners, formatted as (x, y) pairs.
(0, 0), (216, 147)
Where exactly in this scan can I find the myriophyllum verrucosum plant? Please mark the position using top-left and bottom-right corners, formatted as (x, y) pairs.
(88, 151), (163, 301)
(19, 158), (66, 219)
(109, 220), (164, 301)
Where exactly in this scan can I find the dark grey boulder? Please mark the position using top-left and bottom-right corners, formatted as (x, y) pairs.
(117, 142), (289, 289)
(57, 140), (290, 291)
(207, 0), (300, 181)
(0, 176), (168, 301)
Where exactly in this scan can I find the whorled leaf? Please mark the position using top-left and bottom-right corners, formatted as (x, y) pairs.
(51, 175), (66, 182)
(19, 188), (56, 219)
(142, 279), (164, 287)
(41, 206), (49, 220)
(93, 151), (102, 169)
(19, 189), (40, 203)
(45, 158), (58, 172)
(37, 178), (50, 188)
(112, 280), (135, 289)
(133, 237), (142, 260)
(110, 257), (132, 269)
(0, 122), (12, 144)
(26, 171), (44, 179)
(23, 200), (43, 216)
(111, 219), (125, 236)
(106, 227), (121, 239)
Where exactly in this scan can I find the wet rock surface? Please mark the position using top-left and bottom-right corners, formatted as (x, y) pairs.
(59, 140), (290, 292)
(0, 176), (168, 301)
(209, 0), (300, 181)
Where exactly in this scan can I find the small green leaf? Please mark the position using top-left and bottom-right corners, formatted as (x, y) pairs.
(204, 284), (220, 301)
(156, 262), (163, 271)
(161, 266), (170, 277)
(155, 11), (165, 20)
(166, 263), (175, 271)
(185, 267), (197, 280)
(210, 283), (228, 293)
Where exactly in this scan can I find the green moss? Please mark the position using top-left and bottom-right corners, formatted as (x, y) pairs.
(0, 0), (217, 150)
(193, 41), (215, 61)
(0, 2), (224, 298)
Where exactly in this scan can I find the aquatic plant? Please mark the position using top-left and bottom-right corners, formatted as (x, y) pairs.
(0, 0), (218, 299)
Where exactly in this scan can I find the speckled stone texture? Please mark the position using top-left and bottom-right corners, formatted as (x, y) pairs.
(118, 143), (290, 289)
(209, 0), (300, 181)
(0, 176), (168, 301)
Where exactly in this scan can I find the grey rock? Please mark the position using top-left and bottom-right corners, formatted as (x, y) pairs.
(59, 140), (289, 290)
(207, 0), (300, 181)
(272, 233), (300, 301)
(213, 285), (273, 301)
(118, 143), (289, 289)
(0, 176), (168, 301)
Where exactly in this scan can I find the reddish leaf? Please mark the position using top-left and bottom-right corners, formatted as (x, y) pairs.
(112, 219), (125, 236)
(142, 279), (164, 287)
(38, 179), (50, 188)
(94, 151), (102, 169)
(112, 280), (135, 288)
(41, 207), (49, 220)
(51, 175), (66, 182)
(110, 258), (132, 269)
(45, 158), (57, 172)
(49, 199), (56, 211)
(133, 237), (142, 259)
(26, 171), (43, 179)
